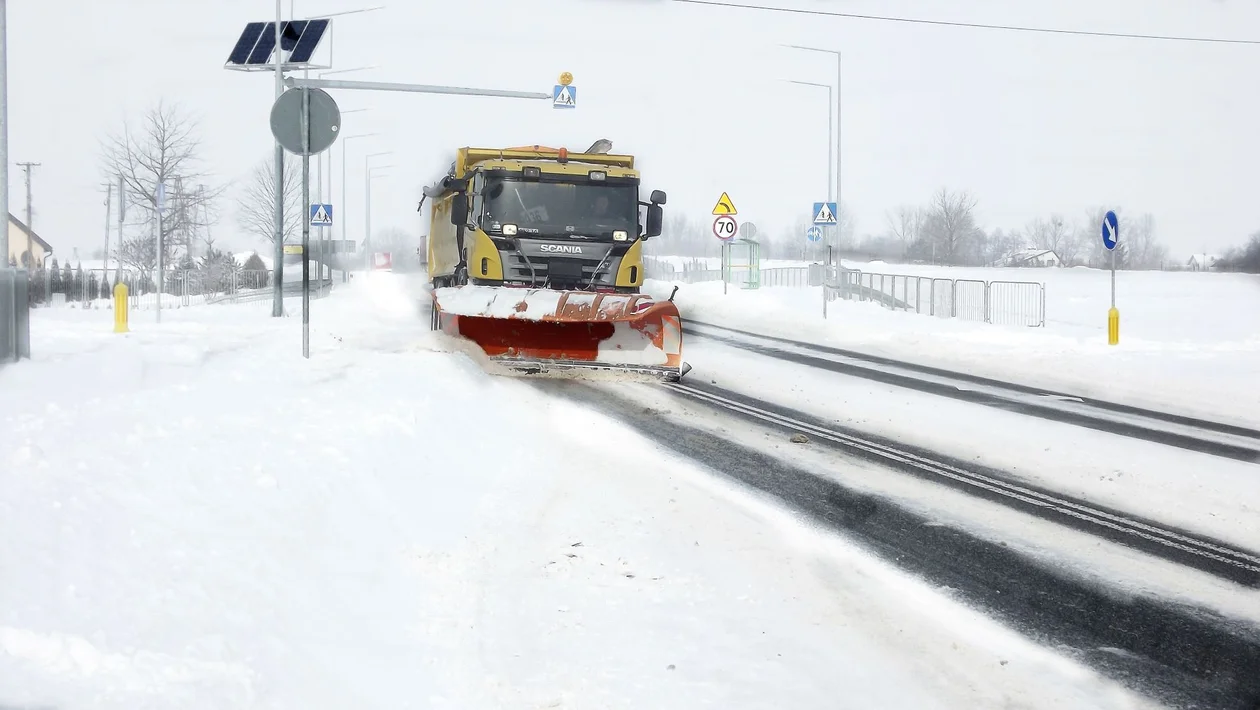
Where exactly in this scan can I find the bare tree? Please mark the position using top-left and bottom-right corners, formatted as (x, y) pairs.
(370, 226), (414, 251)
(885, 205), (923, 258)
(1122, 213), (1168, 269)
(832, 201), (857, 249)
(1025, 213), (1073, 262)
(236, 154), (304, 246)
(924, 188), (978, 264)
(101, 99), (223, 272)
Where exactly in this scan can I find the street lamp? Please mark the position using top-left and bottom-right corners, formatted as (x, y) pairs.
(786, 80), (833, 204)
(364, 151), (393, 254)
(336, 134), (377, 279)
(785, 44), (843, 229)
(787, 79), (834, 261)
(366, 165), (393, 268)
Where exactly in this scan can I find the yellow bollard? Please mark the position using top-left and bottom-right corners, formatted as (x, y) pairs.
(1107, 307), (1119, 346)
(113, 282), (130, 333)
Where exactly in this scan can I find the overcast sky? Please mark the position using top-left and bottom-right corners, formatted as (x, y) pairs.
(6, 0), (1258, 261)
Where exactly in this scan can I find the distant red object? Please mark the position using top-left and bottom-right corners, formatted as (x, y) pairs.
(372, 252), (393, 271)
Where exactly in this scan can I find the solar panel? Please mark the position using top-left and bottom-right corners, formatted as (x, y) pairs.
(246, 22), (277, 65)
(226, 22), (266, 66)
(280, 20), (307, 52)
(287, 18), (329, 64)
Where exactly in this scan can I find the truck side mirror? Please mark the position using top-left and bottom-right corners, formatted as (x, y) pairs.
(645, 204), (663, 238)
(650, 189), (667, 205)
(450, 193), (469, 225)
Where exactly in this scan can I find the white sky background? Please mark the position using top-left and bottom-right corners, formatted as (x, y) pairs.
(6, 0), (1259, 260)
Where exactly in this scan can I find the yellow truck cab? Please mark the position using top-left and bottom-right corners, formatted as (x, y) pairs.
(422, 143), (666, 293)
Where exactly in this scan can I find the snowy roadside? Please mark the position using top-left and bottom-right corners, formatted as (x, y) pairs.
(644, 278), (1260, 427)
(0, 274), (1156, 709)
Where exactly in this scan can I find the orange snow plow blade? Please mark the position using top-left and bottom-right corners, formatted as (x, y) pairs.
(431, 286), (691, 382)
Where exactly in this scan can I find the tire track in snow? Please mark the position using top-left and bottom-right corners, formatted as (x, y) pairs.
(685, 320), (1260, 464)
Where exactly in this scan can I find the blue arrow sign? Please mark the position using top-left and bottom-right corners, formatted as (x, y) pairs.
(1102, 210), (1119, 251)
(806, 226), (823, 242)
(310, 203), (333, 227)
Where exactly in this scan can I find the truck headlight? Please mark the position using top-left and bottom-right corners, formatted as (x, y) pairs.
(613, 230), (628, 241)
(503, 224), (518, 236)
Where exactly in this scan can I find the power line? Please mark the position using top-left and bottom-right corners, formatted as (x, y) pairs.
(671, 0), (1260, 46)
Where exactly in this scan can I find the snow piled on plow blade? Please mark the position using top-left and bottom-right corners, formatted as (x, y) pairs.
(432, 286), (689, 380)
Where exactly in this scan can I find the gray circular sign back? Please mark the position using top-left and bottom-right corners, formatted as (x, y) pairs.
(269, 87), (341, 156)
(740, 221), (758, 240)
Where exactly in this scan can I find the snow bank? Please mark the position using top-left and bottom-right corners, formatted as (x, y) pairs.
(646, 276), (1260, 427)
(0, 275), (1155, 708)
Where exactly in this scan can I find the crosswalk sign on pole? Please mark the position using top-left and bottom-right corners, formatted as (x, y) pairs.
(712, 192), (738, 216)
(310, 203), (333, 227)
(812, 202), (838, 225)
(553, 84), (576, 109)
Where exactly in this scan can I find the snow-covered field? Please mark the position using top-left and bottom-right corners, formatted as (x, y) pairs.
(644, 261), (1260, 426)
(0, 274), (1159, 709)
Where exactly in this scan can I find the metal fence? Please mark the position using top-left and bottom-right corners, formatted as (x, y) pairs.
(1, 269), (32, 363)
(24, 267), (333, 310)
(760, 267), (810, 288)
(825, 269), (1045, 327)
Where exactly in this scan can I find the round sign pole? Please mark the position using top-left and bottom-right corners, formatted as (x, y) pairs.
(301, 87), (311, 359)
(1102, 210), (1120, 346)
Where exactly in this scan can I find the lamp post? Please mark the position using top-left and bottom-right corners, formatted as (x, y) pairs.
(363, 152), (393, 264)
(785, 44), (843, 244)
(0, 0), (8, 264)
(366, 165), (392, 269)
(314, 91), (370, 288)
(787, 79), (832, 260)
(340, 136), (379, 278)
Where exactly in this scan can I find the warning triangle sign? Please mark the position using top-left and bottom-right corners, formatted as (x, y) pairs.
(711, 192), (738, 216)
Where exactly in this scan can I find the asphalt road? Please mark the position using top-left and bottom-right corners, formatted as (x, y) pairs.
(537, 378), (1260, 710)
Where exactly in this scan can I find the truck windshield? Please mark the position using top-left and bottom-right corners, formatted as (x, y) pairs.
(480, 177), (637, 240)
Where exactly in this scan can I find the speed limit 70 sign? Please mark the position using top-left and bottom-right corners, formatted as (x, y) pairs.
(712, 215), (738, 242)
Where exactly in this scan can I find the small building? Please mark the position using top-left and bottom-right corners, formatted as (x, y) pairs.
(1001, 248), (1061, 267)
(6, 213), (53, 268)
(1187, 254), (1219, 271)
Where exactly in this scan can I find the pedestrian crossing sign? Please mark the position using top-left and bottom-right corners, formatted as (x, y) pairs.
(310, 203), (333, 227)
(812, 202), (838, 225)
(553, 84), (576, 109)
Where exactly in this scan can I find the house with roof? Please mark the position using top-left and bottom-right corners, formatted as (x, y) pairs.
(997, 248), (1062, 268)
(7, 213), (53, 268)
(1187, 253), (1219, 271)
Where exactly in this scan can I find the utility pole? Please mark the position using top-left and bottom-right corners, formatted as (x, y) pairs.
(102, 182), (112, 280)
(17, 161), (38, 270)
(116, 174), (125, 287)
(272, 0), (286, 317)
(0, 0), (8, 265)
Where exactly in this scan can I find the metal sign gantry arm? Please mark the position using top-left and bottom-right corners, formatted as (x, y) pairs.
(283, 76), (551, 101)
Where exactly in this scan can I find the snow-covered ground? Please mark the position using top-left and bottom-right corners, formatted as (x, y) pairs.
(0, 274), (1158, 709)
(644, 263), (1260, 426)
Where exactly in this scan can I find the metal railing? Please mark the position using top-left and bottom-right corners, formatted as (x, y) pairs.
(1, 269), (32, 363)
(23, 267), (334, 309)
(825, 269), (1045, 327)
(641, 257), (1048, 327)
(760, 267), (810, 288)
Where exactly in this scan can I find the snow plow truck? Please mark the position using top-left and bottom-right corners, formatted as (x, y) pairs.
(421, 140), (691, 382)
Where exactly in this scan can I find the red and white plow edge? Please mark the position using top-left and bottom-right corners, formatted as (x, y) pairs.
(429, 285), (689, 381)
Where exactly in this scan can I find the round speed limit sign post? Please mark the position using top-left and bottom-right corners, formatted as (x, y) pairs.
(713, 215), (738, 241)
